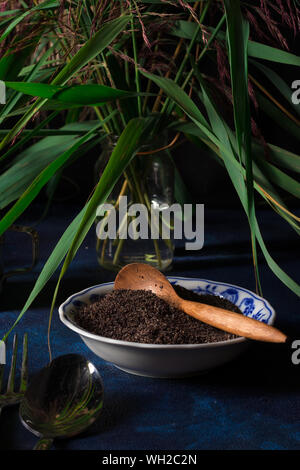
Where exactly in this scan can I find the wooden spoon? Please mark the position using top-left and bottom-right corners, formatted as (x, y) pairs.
(114, 263), (287, 343)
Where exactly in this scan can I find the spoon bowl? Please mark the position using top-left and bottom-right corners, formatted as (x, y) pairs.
(115, 263), (287, 344)
(19, 354), (104, 450)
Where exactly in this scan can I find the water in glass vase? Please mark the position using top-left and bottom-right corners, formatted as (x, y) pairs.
(97, 231), (174, 272)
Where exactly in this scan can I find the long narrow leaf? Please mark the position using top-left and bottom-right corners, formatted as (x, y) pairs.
(256, 91), (300, 142)
(4, 82), (133, 105)
(248, 40), (300, 67)
(224, 1), (261, 293)
(262, 143), (300, 174)
(254, 157), (300, 199)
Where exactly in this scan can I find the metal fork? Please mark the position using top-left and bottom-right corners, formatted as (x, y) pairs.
(0, 333), (28, 416)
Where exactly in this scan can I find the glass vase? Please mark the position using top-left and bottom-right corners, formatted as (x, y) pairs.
(94, 134), (175, 272)
(0, 223), (39, 295)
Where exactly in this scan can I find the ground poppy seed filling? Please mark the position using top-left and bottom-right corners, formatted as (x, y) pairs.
(74, 285), (243, 344)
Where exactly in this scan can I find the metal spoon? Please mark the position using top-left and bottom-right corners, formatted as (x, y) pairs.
(19, 354), (104, 450)
(114, 263), (287, 343)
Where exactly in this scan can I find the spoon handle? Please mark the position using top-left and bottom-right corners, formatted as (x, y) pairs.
(34, 437), (54, 450)
(180, 299), (287, 343)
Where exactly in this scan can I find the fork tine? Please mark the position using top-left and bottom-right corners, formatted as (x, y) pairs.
(0, 339), (6, 393)
(6, 334), (18, 394)
(19, 333), (28, 393)
(0, 363), (4, 393)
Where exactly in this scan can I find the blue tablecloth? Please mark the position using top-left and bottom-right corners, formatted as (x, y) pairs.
(0, 203), (299, 451)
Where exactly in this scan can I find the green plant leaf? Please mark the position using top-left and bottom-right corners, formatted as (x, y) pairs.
(247, 41), (300, 66)
(262, 143), (300, 174)
(223, 2), (254, 211)
(224, 0), (262, 294)
(256, 91), (300, 142)
(4, 82), (133, 105)
(0, 9), (20, 17)
(253, 157), (300, 199)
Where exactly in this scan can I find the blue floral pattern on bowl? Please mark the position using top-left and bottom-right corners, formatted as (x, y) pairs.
(170, 278), (273, 324)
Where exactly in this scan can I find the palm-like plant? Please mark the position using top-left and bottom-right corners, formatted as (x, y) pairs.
(0, 0), (299, 346)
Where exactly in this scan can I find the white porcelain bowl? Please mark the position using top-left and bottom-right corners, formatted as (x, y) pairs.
(58, 277), (276, 378)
